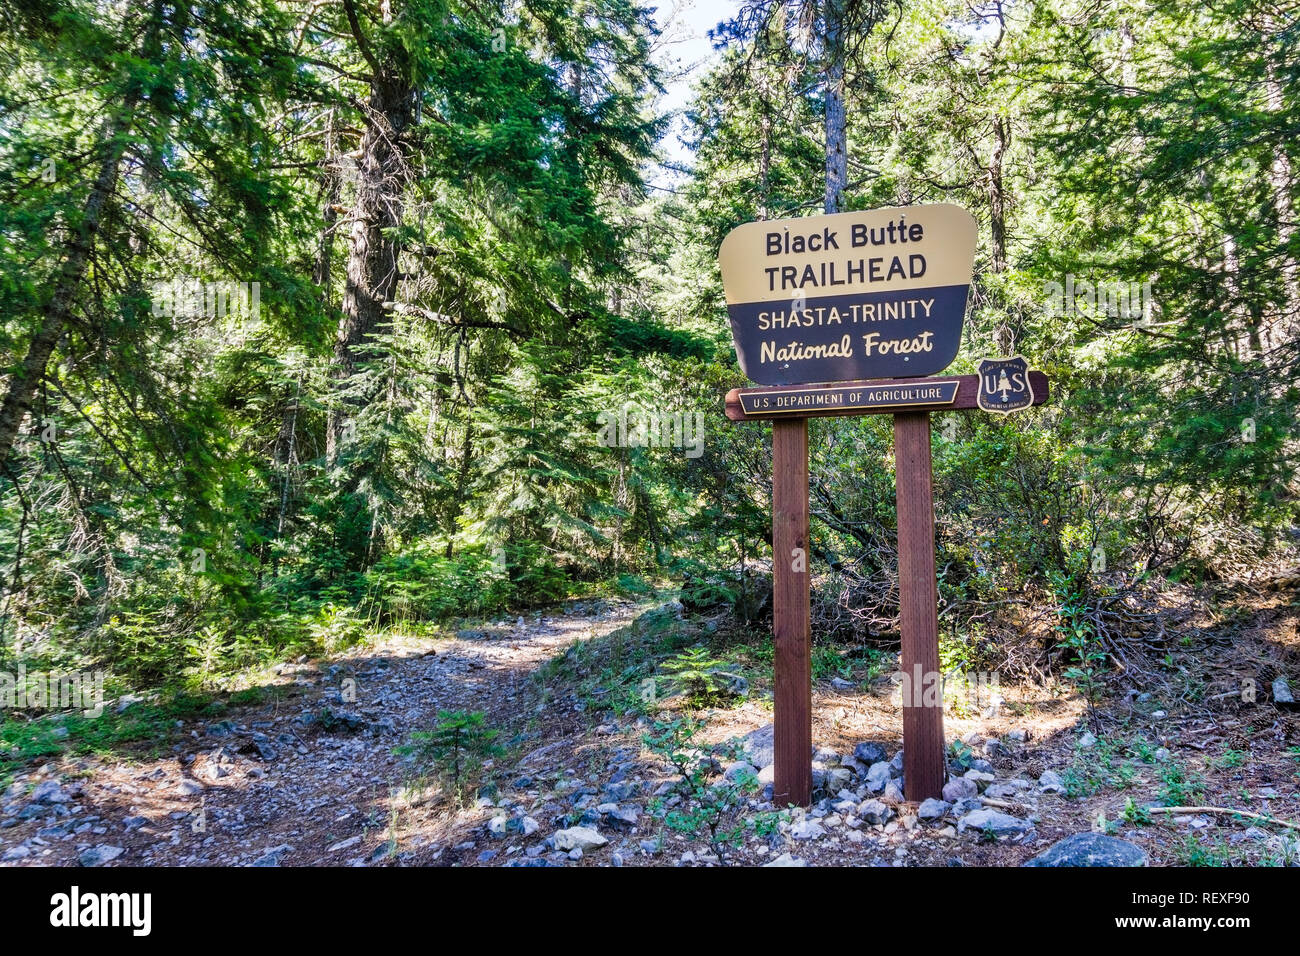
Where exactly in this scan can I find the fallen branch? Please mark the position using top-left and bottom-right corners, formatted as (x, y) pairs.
(1147, 805), (1300, 832)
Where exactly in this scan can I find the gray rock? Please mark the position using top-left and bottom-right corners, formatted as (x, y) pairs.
(29, 781), (69, 804)
(962, 770), (996, 789)
(176, 779), (204, 797)
(813, 746), (840, 764)
(251, 844), (293, 866)
(1274, 678), (1295, 705)
(1024, 833), (1148, 867)
(854, 742), (887, 764)
(599, 804), (640, 827)
(1153, 747), (1171, 762)
(723, 760), (758, 784)
(553, 826), (607, 852)
(740, 724), (775, 769)
(789, 818), (825, 840)
(826, 768), (854, 793)
(1005, 729), (1028, 743)
(1038, 770), (1066, 794)
(943, 778), (978, 802)
(840, 755), (868, 777)
(918, 798), (951, 821)
(984, 783), (1020, 800)
(1077, 731), (1098, 749)
(122, 815), (148, 831)
(858, 799), (893, 825)
(764, 852), (809, 867)
(890, 750), (905, 772)
(757, 764), (775, 785)
(883, 781), (905, 803)
(957, 809), (1034, 835)
(865, 761), (893, 792)
(78, 845), (123, 867)
(951, 797), (982, 817)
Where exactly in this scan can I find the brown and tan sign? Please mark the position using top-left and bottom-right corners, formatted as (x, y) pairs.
(717, 204), (977, 386)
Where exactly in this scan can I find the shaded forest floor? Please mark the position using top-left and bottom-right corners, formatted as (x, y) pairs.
(2, 582), (1298, 867)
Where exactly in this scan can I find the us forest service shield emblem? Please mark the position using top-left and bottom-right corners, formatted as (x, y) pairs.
(977, 356), (1034, 414)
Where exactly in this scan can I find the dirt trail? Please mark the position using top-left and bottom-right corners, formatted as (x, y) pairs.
(0, 599), (644, 867)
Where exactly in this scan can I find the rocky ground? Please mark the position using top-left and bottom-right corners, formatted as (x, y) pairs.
(2, 591), (1298, 867)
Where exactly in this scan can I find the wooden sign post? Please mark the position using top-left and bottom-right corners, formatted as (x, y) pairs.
(718, 206), (1049, 806)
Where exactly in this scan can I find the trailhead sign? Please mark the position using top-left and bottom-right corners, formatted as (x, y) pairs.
(718, 204), (978, 385)
(719, 204), (1048, 807)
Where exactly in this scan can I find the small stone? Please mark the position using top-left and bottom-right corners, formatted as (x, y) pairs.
(984, 783), (1020, 800)
(857, 799), (893, 826)
(1274, 678), (1295, 705)
(764, 853), (808, 867)
(553, 826), (607, 852)
(956, 808), (1034, 835)
(252, 844), (293, 866)
(1005, 729), (1028, 743)
(1153, 748), (1170, 762)
(943, 778), (978, 802)
(827, 768), (854, 793)
(723, 760), (758, 784)
(918, 798), (950, 821)
(865, 761), (892, 792)
(789, 818), (826, 840)
(1038, 770), (1066, 794)
(329, 835), (362, 852)
(883, 781), (905, 803)
(740, 724), (775, 769)
(176, 780), (204, 797)
(854, 742), (887, 764)
(1077, 731), (1098, 749)
(567, 847), (583, 861)
(79, 845), (124, 867)
(1024, 833), (1148, 867)
(30, 781), (69, 804)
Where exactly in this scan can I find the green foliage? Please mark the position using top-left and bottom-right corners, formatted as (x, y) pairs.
(396, 709), (501, 804)
(660, 646), (731, 706)
(642, 717), (761, 857)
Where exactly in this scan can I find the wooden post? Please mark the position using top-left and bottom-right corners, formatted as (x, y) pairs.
(771, 417), (812, 806)
(893, 411), (946, 801)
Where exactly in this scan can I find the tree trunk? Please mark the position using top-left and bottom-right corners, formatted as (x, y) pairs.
(822, 0), (847, 215)
(0, 106), (134, 472)
(326, 64), (412, 464)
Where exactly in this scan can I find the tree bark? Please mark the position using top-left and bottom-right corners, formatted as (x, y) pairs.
(0, 106), (133, 472)
(326, 66), (413, 463)
(822, 0), (847, 215)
